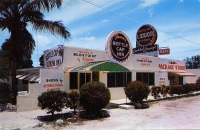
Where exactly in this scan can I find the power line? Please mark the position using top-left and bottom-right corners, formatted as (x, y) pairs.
(82, 0), (200, 46)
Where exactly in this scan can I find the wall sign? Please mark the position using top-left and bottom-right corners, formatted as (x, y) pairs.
(73, 50), (97, 63)
(137, 57), (153, 67)
(44, 45), (63, 68)
(136, 24), (157, 47)
(133, 44), (158, 54)
(159, 59), (186, 71)
(106, 31), (132, 64)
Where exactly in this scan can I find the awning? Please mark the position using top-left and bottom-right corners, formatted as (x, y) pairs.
(17, 72), (40, 83)
(67, 61), (130, 72)
(169, 72), (196, 77)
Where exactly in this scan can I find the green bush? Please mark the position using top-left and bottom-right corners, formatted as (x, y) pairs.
(170, 85), (183, 95)
(67, 90), (79, 114)
(150, 86), (161, 99)
(124, 81), (150, 103)
(0, 83), (15, 104)
(79, 81), (110, 113)
(182, 84), (192, 93)
(195, 77), (200, 90)
(38, 90), (68, 116)
(0, 83), (10, 98)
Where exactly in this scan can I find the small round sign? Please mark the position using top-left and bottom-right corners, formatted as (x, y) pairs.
(106, 31), (132, 64)
(136, 24), (157, 47)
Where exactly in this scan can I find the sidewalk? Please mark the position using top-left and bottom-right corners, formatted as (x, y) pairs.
(0, 91), (200, 130)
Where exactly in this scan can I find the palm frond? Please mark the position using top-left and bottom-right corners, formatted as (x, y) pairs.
(32, 20), (71, 39)
(29, 0), (62, 12)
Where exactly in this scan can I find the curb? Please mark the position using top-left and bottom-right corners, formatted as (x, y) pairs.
(143, 91), (200, 103)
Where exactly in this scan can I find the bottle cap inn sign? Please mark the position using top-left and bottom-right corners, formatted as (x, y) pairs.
(106, 31), (132, 64)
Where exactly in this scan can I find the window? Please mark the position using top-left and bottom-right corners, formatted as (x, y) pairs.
(107, 72), (131, 87)
(136, 72), (154, 85)
(70, 72), (78, 89)
(92, 71), (99, 82)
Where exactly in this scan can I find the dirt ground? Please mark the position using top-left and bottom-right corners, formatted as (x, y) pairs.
(28, 95), (200, 130)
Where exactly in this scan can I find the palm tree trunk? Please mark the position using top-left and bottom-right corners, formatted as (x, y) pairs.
(11, 57), (17, 104)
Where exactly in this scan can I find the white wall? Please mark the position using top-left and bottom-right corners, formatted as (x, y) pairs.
(185, 69), (200, 83)
(17, 83), (44, 112)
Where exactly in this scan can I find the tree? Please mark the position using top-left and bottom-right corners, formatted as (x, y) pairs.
(0, 0), (71, 98)
(39, 54), (44, 66)
(184, 55), (200, 69)
(67, 91), (79, 114)
(124, 81), (149, 103)
(0, 49), (10, 80)
(38, 90), (68, 117)
(2, 39), (33, 69)
(79, 82), (110, 114)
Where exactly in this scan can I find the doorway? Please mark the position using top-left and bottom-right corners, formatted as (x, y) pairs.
(79, 73), (91, 89)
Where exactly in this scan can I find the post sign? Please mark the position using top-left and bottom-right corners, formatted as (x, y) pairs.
(106, 31), (132, 64)
(159, 47), (170, 55)
(136, 24), (157, 47)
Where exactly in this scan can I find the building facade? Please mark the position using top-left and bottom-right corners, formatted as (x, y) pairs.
(16, 30), (196, 111)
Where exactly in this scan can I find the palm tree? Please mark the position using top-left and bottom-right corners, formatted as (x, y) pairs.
(0, 0), (71, 99)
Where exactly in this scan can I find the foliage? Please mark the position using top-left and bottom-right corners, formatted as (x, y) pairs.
(184, 55), (200, 69)
(0, 83), (15, 104)
(79, 81), (110, 113)
(0, 83), (10, 98)
(1, 39), (33, 69)
(150, 86), (161, 99)
(195, 77), (200, 90)
(0, 0), (71, 98)
(150, 84), (197, 98)
(124, 81), (150, 103)
(38, 90), (68, 116)
(0, 50), (10, 80)
(39, 54), (44, 67)
(67, 91), (79, 114)
(160, 85), (170, 97)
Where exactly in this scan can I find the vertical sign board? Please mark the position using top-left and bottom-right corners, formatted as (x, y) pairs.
(44, 45), (64, 68)
(106, 31), (132, 64)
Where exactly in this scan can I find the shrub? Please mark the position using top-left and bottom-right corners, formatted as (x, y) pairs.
(38, 90), (68, 116)
(182, 84), (192, 94)
(195, 77), (200, 90)
(79, 81), (110, 114)
(67, 91), (79, 114)
(124, 81), (150, 103)
(0, 83), (15, 104)
(171, 85), (183, 95)
(0, 83), (10, 98)
(150, 86), (161, 99)
(160, 85), (170, 97)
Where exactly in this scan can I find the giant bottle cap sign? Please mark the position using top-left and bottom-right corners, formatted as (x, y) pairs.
(106, 31), (132, 64)
(136, 24), (157, 47)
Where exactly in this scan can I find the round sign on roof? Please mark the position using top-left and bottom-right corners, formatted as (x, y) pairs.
(106, 31), (132, 64)
(136, 24), (157, 47)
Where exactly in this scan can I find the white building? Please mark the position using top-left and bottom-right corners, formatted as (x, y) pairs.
(16, 30), (196, 112)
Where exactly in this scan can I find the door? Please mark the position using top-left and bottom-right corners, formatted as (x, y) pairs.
(79, 73), (91, 89)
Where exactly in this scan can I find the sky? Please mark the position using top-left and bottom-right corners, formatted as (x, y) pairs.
(1, 0), (200, 67)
